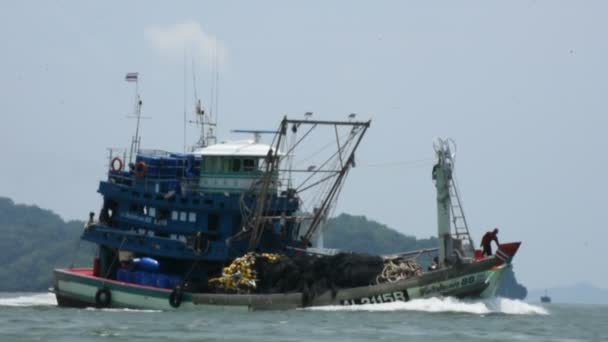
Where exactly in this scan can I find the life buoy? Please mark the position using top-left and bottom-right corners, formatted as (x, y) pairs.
(169, 286), (183, 308)
(111, 157), (123, 172)
(94, 288), (112, 308)
(134, 161), (148, 178)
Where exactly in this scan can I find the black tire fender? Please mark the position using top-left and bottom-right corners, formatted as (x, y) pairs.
(169, 286), (183, 308)
(94, 288), (112, 308)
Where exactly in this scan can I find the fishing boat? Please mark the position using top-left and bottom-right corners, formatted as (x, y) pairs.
(540, 290), (551, 303)
(52, 75), (520, 310)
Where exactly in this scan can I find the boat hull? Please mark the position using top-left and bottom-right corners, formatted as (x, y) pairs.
(53, 255), (511, 311)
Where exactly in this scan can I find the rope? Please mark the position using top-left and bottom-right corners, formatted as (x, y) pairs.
(376, 257), (423, 284)
(179, 260), (201, 288)
(99, 236), (127, 287)
(360, 158), (434, 168)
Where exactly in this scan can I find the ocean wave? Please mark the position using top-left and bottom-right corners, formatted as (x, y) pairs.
(84, 307), (162, 313)
(306, 297), (548, 315)
(0, 293), (57, 307)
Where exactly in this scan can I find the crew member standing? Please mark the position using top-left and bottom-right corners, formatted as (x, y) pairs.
(480, 228), (499, 256)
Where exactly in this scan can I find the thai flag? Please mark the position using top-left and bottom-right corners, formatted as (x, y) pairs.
(125, 72), (138, 82)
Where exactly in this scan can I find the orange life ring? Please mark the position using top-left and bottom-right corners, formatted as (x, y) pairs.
(111, 157), (123, 172)
(134, 161), (148, 177)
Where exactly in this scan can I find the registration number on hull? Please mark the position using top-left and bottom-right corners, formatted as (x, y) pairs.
(341, 290), (410, 305)
(418, 274), (484, 297)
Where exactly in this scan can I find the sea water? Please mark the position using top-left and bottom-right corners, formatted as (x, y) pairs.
(0, 293), (604, 342)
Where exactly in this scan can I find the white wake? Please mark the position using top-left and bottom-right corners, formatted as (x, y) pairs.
(0, 293), (160, 312)
(0, 293), (57, 307)
(307, 297), (548, 315)
(84, 307), (162, 313)
(0, 293), (547, 315)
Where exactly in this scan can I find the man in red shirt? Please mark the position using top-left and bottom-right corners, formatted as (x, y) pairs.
(480, 228), (499, 256)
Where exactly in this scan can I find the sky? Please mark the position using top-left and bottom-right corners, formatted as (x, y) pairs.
(1, 1), (607, 290)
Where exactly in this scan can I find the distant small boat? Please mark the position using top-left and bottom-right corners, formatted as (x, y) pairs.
(540, 290), (551, 303)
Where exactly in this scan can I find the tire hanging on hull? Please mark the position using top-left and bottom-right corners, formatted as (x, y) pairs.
(169, 286), (183, 308)
(95, 288), (112, 308)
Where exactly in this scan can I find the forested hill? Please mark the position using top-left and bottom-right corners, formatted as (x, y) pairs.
(322, 213), (438, 255)
(0, 197), (526, 299)
(0, 197), (93, 291)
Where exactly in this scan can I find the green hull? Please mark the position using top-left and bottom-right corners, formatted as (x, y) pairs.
(53, 257), (508, 311)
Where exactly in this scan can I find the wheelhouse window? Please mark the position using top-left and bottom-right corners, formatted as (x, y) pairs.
(222, 158), (231, 172)
(243, 158), (256, 172)
(202, 156), (261, 173)
(232, 159), (241, 172)
(202, 157), (222, 173)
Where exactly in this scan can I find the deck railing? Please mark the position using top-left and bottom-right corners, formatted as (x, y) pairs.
(105, 147), (294, 197)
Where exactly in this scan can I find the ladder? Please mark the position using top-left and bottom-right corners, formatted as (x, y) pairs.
(448, 176), (475, 256)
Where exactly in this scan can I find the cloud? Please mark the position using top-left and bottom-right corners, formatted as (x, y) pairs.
(145, 21), (226, 67)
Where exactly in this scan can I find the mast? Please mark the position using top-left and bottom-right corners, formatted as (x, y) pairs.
(183, 52), (187, 153)
(247, 120), (286, 251)
(190, 56), (217, 148)
(126, 72), (142, 164)
(433, 139), (476, 264)
(432, 139), (453, 267)
(190, 61), (216, 149)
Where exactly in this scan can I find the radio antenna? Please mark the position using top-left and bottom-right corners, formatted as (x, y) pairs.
(183, 50), (188, 153)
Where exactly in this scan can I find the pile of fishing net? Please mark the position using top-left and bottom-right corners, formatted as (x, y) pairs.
(376, 256), (423, 283)
(208, 252), (422, 296)
(207, 252), (281, 293)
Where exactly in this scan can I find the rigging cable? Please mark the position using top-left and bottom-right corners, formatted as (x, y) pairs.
(359, 158), (435, 168)
(295, 128), (358, 192)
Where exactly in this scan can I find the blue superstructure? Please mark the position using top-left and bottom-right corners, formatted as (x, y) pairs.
(83, 141), (301, 288)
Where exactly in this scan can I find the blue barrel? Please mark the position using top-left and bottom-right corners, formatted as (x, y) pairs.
(141, 272), (157, 287)
(132, 257), (160, 273)
(125, 270), (136, 283)
(134, 271), (146, 285)
(117, 268), (128, 282)
(156, 274), (171, 289)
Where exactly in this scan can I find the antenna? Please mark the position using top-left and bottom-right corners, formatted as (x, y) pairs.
(214, 39), (220, 137)
(184, 41), (221, 150)
(188, 58), (217, 149)
(192, 58), (204, 148)
(183, 50), (187, 153)
(208, 41), (216, 130)
(197, 40), (219, 148)
(125, 72), (143, 164)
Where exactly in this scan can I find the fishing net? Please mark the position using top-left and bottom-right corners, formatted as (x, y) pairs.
(209, 252), (421, 298)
